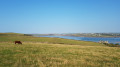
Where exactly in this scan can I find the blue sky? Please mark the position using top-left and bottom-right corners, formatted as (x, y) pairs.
(0, 0), (120, 34)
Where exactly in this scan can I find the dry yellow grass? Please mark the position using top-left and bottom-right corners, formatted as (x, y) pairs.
(0, 42), (120, 67)
(0, 33), (120, 67)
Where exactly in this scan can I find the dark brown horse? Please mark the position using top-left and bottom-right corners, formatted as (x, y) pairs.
(15, 41), (22, 44)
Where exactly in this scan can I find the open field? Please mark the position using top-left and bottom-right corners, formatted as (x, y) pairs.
(0, 33), (120, 67)
(0, 33), (102, 46)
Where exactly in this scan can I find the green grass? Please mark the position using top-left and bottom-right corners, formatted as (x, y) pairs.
(0, 33), (103, 46)
(0, 33), (120, 67)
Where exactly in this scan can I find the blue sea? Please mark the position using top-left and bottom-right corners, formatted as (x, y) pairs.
(38, 36), (120, 44)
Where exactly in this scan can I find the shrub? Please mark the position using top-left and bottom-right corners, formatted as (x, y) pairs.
(104, 43), (120, 47)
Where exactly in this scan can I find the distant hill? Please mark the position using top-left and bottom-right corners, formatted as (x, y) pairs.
(0, 33), (24, 36)
(26, 33), (120, 37)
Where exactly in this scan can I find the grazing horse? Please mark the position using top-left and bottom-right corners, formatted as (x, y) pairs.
(15, 41), (22, 44)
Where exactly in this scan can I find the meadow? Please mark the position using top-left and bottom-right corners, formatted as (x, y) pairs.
(0, 33), (120, 67)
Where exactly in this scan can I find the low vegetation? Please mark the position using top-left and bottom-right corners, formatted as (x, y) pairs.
(0, 33), (120, 67)
(103, 43), (120, 47)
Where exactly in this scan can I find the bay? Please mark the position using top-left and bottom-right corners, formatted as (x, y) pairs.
(37, 36), (120, 44)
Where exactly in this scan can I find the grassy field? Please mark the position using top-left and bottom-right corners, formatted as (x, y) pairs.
(0, 33), (120, 67)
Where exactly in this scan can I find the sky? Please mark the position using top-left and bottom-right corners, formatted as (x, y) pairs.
(0, 0), (120, 34)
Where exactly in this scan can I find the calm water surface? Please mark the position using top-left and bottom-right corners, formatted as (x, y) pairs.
(38, 36), (120, 44)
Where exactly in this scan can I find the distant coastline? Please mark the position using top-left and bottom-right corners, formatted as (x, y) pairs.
(26, 33), (120, 38)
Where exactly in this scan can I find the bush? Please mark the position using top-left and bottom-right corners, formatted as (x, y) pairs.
(115, 43), (119, 45)
(104, 43), (120, 47)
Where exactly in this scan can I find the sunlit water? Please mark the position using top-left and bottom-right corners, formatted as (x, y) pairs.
(37, 36), (120, 44)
